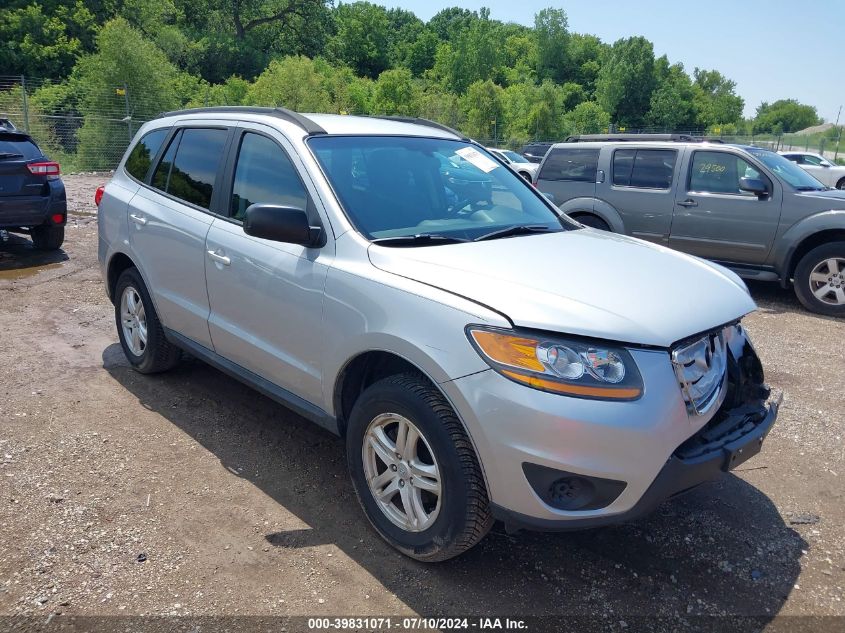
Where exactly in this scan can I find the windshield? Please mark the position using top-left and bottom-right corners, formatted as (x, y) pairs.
(501, 150), (529, 163)
(309, 136), (567, 241)
(746, 148), (827, 190)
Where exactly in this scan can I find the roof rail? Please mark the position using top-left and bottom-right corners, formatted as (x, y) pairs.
(564, 133), (709, 143)
(156, 106), (326, 135)
(366, 116), (469, 140)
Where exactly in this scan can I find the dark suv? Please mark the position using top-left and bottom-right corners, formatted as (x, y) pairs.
(0, 127), (66, 250)
(536, 134), (845, 316)
(520, 142), (553, 164)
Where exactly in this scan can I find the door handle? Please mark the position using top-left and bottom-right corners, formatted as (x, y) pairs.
(677, 199), (698, 208)
(129, 214), (147, 226)
(207, 250), (231, 266)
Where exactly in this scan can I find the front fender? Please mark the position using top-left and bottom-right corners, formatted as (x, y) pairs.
(773, 210), (845, 274)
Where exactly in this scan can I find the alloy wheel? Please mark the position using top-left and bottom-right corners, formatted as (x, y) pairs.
(120, 285), (148, 355)
(362, 412), (442, 532)
(808, 257), (845, 306)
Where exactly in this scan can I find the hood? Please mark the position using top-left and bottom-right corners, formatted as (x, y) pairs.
(796, 188), (845, 208)
(368, 229), (756, 348)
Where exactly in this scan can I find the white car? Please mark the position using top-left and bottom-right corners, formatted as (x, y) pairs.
(779, 151), (845, 189)
(487, 147), (539, 182)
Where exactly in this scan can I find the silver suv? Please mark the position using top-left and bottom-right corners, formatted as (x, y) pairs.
(98, 109), (778, 561)
(536, 134), (845, 316)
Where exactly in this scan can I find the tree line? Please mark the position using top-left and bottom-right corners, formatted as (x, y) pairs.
(0, 0), (826, 168)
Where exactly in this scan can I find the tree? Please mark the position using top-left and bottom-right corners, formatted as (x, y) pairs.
(325, 2), (390, 79)
(462, 79), (504, 140)
(562, 101), (610, 135)
(371, 68), (419, 115)
(595, 36), (656, 128)
(248, 56), (331, 111)
(406, 29), (439, 77)
(534, 8), (569, 84)
(567, 33), (606, 96)
(692, 68), (744, 128)
(0, 1), (96, 78)
(434, 8), (501, 93)
(72, 18), (198, 169)
(647, 62), (698, 130)
(753, 99), (820, 134)
(427, 7), (477, 41)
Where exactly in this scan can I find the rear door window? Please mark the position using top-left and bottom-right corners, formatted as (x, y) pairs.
(125, 128), (169, 181)
(539, 148), (599, 182)
(612, 149), (677, 189)
(151, 128), (228, 209)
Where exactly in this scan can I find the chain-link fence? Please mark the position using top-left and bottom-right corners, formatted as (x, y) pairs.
(0, 75), (163, 172)
(3, 75), (843, 171)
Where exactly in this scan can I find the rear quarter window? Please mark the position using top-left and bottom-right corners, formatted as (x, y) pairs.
(0, 134), (42, 160)
(538, 148), (599, 182)
(125, 128), (169, 181)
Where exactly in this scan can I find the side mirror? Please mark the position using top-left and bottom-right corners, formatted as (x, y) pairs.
(739, 177), (769, 198)
(243, 204), (321, 246)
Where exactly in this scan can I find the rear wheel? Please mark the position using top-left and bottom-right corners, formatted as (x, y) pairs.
(572, 214), (610, 231)
(793, 241), (845, 316)
(836, 177), (845, 190)
(114, 268), (181, 373)
(346, 373), (492, 561)
(31, 225), (64, 250)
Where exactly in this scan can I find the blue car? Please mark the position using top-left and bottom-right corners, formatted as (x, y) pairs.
(0, 123), (66, 250)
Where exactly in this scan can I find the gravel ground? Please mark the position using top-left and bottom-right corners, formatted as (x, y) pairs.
(0, 175), (844, 629)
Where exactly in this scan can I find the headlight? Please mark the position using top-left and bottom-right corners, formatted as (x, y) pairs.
(466, 326), (643, 400)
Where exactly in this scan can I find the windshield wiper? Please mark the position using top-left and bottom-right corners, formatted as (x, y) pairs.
(370, 233), (471, 247)
(0, 152), (24, 159)
(473, 224), (554, 242)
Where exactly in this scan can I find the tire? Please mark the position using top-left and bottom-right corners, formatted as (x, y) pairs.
(114, 268), (181, 373)
(30, 225), (64, 250)
(518, 171), (532, 182)
(346, 373), (493, 561)
(793, 241), (845, 317)
(836, 178), (845, 190)
(572, 214), (610, 231)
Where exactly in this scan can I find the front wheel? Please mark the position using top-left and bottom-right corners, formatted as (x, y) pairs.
(31, 225), (64, 250)
(793, 241), (845, 316)
(836, 178), (845, 190)
(346, 373), (492, 561)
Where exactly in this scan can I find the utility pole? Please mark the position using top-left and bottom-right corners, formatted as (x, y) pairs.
(835, 105), (842, 162)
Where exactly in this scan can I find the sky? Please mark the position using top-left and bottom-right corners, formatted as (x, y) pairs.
(378, 0), (845, 122)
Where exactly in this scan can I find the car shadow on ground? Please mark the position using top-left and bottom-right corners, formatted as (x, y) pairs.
(104, 344), (805, 627)
(0, 231), (68, 278)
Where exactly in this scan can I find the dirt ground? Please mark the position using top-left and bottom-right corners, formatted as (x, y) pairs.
(1, 174), (844, 629)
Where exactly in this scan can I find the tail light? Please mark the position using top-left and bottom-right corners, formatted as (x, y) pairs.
(95, 185), (105, 206)
(27, 162), (61, 177)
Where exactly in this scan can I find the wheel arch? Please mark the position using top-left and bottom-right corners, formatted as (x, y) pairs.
(558, 197), (624, 233)
(334, 350), (446, 437)
(106, 251), (137, 303)
(779, 223), (845, 285)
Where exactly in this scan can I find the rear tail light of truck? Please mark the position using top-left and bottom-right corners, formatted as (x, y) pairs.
(95, 185), (105, 206)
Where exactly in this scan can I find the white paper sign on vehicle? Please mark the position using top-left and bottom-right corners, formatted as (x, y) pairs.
(454, 147), (500, 173)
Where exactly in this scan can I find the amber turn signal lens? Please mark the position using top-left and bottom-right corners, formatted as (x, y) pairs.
(469, 329), (544, 372)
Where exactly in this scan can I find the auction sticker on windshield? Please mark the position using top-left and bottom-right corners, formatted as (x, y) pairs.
(455, 147), (500, 173)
